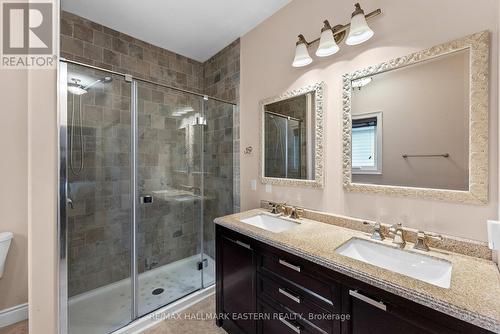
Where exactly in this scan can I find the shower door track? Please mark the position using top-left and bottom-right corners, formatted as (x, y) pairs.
(59, 58), (237, 106)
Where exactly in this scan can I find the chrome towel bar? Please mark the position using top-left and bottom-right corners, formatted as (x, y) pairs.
(402, 153), (449, 158)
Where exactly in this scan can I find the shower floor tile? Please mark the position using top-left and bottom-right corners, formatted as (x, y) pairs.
(68, 254), (215, 334)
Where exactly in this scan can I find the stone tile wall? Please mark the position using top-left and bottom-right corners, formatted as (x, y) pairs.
(61, 11), (204, 93)
(203, 101), (234, 258)
(203, 40), (241, 212)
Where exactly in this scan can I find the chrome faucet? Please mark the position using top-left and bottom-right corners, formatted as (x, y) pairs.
(413, 230), (443, 252)
(389, 223), (406, 248)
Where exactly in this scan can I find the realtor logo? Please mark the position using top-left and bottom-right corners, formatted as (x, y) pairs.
(1, 1), (55, 68)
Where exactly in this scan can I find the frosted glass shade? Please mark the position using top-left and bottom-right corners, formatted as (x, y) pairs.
(292, 42), (313, 67)
(315, 29), (340, 57)
(346, 13), (374, 45)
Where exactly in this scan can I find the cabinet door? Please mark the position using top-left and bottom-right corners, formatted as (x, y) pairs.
(343, 289), (433, 334)
(218, 231), (256, 334)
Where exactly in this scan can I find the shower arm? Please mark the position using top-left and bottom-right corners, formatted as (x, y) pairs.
(82, 79), (103, 90)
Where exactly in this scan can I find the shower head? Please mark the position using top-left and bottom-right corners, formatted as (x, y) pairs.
(68, 79), (88, 95)
(67, 76), (113, 95)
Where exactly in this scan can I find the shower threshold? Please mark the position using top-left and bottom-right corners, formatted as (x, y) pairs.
(68, 254), (215, 334)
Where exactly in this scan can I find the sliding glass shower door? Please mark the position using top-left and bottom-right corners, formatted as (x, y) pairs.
(136, 81), (204, 317)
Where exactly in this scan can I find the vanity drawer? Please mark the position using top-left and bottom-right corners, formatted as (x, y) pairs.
(258, 273), (337, 334)
(258, 247), (336, 305)
(258, 300), (324, 334)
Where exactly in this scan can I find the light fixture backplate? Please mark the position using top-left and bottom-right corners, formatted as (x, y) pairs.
(332, 25), (347, 44)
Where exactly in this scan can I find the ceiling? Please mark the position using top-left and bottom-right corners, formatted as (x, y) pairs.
(62, 0), (291, 62)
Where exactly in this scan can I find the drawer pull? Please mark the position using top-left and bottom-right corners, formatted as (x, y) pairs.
(235, 240), (252, 250)
(349, 290), (386, 311)
(279, 259), (301, 272)
(279, 317), (302, 334)
(278, 288), (301, 304)
(226, 237), (252, 250)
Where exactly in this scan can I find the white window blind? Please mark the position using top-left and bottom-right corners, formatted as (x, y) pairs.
(352, 126), (376, 168)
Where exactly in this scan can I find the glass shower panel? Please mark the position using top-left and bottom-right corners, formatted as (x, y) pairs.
(287, 118), (303, 179)
(264, 113), (287, 178)
(65, 64), (133, 334)
(203, 100), (234, 287)
(136, 82), (203, 317)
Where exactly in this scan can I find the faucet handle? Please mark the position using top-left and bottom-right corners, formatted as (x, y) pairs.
(269, 201), (286, 214)
(269, 202), (279, 214)
(290, 207), (304, 219)
(414, 230), (443, 251)
(363, 221), (384, 241)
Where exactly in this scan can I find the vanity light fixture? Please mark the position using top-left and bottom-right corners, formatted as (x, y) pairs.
(292, 3), (381, 67)
(292, 34), (313, 67)
(346, 3), (375, 45)
(316, 20), (340, 57)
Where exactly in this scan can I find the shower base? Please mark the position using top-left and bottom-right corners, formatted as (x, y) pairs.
(68, 254), (215, 334)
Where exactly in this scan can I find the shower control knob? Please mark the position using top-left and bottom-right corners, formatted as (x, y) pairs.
(140, 195), (153, 204)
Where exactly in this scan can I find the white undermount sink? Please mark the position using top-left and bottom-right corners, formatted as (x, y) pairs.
(336, 238), (452, 288)
(240, 214), (300, 233)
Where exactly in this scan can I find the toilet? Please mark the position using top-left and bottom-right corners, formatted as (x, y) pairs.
(0, 232), (13, 279)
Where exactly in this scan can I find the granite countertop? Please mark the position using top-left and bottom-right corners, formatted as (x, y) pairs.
(215, 209), (500, 333)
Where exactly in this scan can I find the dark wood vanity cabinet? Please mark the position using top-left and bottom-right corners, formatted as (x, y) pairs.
(216, 227), (257, 334)
(216, 226), (492, 334)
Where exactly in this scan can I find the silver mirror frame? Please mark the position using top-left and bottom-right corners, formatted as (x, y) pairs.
(260, 82), (325, 188)
(342, 31), (490, 204)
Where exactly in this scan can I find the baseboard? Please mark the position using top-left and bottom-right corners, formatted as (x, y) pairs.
(112, 285), (215, 334)
(0, 303), (28, 328)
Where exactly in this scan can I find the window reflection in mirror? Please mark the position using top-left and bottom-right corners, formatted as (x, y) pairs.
(264, 92), (315, 180)
(352, 112), (382, 175)
(350, 49), (470, 191)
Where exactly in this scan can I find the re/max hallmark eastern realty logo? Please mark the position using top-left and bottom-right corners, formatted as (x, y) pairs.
(1, 0), (56, 68)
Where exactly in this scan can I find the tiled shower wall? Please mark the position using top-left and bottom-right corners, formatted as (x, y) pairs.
(61, 11), (204, 92)
(203, 39), (241, 212)
(62, 11), (239, 296)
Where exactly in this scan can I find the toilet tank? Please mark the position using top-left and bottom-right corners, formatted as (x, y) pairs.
(0, 232), (13, 278)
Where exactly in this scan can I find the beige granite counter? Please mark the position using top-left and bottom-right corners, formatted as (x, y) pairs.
(215, 209), (500, 333)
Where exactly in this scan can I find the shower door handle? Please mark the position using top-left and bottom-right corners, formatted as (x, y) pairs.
(140, 195), (154, 204)
(67, 198), (74, 209)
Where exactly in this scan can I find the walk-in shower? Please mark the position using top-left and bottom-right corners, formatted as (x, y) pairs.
(59, 60), (235, 334)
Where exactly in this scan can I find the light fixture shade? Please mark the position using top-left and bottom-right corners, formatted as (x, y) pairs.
(316, 29), (340, 57)
(292, 42), (313, 67)
(346, 11), (374, 45)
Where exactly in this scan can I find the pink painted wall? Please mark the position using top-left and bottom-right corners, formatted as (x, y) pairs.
(240, 0), (499, 241)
